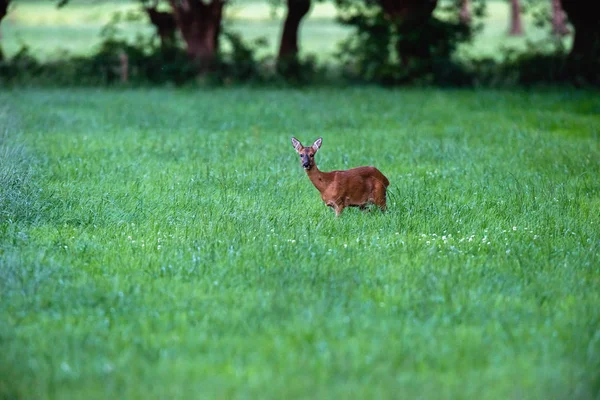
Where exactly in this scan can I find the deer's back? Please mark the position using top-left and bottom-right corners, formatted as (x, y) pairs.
(334, 166), (389, 187)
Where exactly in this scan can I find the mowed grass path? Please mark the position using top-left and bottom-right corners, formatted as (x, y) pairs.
(1, 88), (599, 399)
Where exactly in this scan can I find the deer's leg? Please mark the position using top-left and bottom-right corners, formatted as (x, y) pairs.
(330, 199), (346, 216)
(373, 186), (387, 212)
(359, 204), (372, 213)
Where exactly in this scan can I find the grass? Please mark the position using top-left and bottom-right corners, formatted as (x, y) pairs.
(1, 0), (570, 62)
(1, 88), (600, 399)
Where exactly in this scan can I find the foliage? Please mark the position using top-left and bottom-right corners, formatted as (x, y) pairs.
(466, 29), (599, 87)
(0, 7), (274, 86)
(334, 0), (483, 85)
(1, 0), (599, 87)
(1, 88), (599, 399)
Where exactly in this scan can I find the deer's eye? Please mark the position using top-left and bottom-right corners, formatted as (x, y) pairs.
(310, 154), (314, 158)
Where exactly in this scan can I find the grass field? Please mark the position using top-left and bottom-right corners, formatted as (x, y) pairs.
(1, 88), (600, 399)
(1, 0), (569, 62)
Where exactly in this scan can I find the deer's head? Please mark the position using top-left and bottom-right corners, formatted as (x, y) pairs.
(291, 137), (322, 170)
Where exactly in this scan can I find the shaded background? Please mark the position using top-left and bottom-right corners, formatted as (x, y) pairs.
(0, 0), (597, 86)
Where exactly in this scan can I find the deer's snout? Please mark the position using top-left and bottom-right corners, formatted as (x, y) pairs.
(301, 155), (311, 169)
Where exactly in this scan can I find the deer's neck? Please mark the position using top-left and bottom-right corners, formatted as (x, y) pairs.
(306, 165), (331, 194)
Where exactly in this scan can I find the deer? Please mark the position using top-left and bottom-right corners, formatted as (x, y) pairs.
(291, 137), (390, 217)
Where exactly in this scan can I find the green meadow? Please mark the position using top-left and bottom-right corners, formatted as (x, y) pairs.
(1, 88), (599, 399)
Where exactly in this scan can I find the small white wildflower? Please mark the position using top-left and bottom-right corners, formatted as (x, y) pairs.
(128, 236), (132, 240)
(157, 245), (162, 250)
(60, 362), (71, 373)
(442, 235), (447, 241)
(344, 244), (348, 248)
(513, 226), (517, 231)
(102, 362), (113, 374)
(426, 241), (430, 245)
(506, 249), (511, 254)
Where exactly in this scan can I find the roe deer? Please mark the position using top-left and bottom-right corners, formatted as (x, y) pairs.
(291, 137), (390, 216)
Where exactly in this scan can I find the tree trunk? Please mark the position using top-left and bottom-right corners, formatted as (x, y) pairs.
(0, 0), (7, 21)
(169, 0), (224, 72)
(508, 0), (523, 36)
(278, 0), (311, 61)
(380, 0), (437, 22)
(380, 0), (439, 67)
(551, 0), (569, 36)
(144, 5), (177, 47)
(459, 0), (471, 25)
(562, 0), (600, 63)
(0, 0), (10, 61)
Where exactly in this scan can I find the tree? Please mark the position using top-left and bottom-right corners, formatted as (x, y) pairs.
(561, 0), (600, 65)
(459, 0), (471, 25)
(378, 0), (439, 66)
(0, 0), (7, 25)
(277, 0), (311, 68)
(0, 0), (10, 60)
(143, 0), (177, 47)
(551, 0), (568, 36)
(508, 0), (523, 36)
(168, 0), (225, 72)
(335, 0), (472, 84)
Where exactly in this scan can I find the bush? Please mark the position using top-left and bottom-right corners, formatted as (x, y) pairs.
(335, 1), (476, 86)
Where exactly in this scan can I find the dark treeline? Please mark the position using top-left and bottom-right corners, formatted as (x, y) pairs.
(0, 0), (598, 87)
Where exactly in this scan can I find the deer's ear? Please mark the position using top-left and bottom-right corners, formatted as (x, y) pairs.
(312, 137), (323, 151)
(291, 137), (303, 153)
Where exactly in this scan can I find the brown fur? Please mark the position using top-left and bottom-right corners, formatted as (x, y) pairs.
(291, 137), (390, 216)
